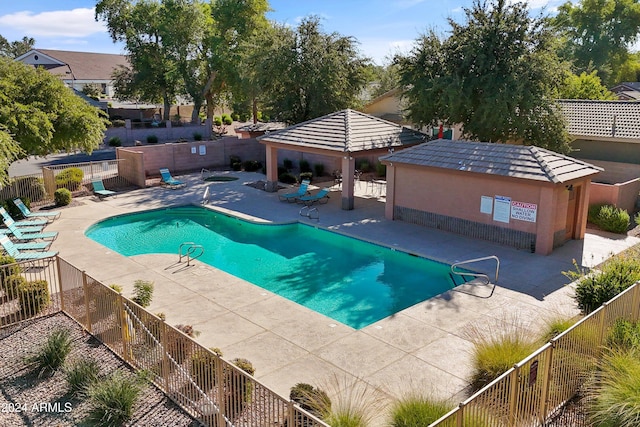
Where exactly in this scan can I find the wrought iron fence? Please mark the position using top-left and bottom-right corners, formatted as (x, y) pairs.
(0, 256), (329, 427)
(429, 282), (640, 427)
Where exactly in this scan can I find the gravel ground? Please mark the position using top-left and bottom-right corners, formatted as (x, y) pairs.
(0, 313), (202, 426)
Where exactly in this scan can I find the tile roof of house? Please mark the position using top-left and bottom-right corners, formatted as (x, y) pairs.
(257, 109), (427, 153)
(380, 139), (602, 184)
(35, 49), (128, 80)
(557, 99), (640, 140)
(235, 122), (287, 133)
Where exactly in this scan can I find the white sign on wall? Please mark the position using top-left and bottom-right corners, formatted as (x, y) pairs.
(511, 201), (537, 222)
(480, 196), (493, 214)
(493, 195), (511, 223)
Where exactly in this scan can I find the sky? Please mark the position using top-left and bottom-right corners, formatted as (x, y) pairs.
(0, 0), (570, 65)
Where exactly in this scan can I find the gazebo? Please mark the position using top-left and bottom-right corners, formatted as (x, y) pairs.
(258, 109), (427, 210)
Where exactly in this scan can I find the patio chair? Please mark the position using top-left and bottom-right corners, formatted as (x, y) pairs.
(0, 208), (46, 233)
(278, 180), (310, 202)
(0, 207), (48, 227)
(296, 188), (331, 206)
(0, 235), (57, 260)
(91, 179), (116, 199)
(12, 199), (60, 221)
(2, 216), (58, 242)
(159, 168), (186, 189)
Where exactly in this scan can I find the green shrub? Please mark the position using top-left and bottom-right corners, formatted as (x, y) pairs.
(588, 204), (630, 233)
(290, 383), (331, 419)
(299, 172), (313, 183)
(356, 160), (370, 173)
(222, 114), (232, 125)
(229, 155), (241, 169)
(65, 358), (100, 396)
(54, 188), (72, 206)
(375, 161), (386, 177)
(224, 358), (255, 418)
(313, 163), (325, 177)
(299, 159), (311, 173)
(190, 347), (223, 392)
(109, 284), (123, 293)
(108, 136), (122, 147)
(146, 134), (159, 144)
(279, 173), (297, 184)
(570, 255), (640, 314)
(607, 319), (640, 351)
(231, 112), (240, 121)
(467, 318), (540, 390)
(167, 324), (200, 365)
(55, 167), (83, 191)
(214, 116), (222, 126)
(86, 370), (147, 427)
(588, 349), (640, 427)
(541, 315), (577, 342)
(131, 280), (154, 307)
(389, 395), (450, 427)
(18, 279), (50, 315)
(283, 158), (294, 170)
(193, 132), (203, 141)
(3, 274), (25, 299)
(26, 328), (72, 378)
(242, 160), (262, 172)
(111, 119), (126, 128)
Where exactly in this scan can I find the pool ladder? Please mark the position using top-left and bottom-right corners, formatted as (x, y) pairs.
(450, 255), (499, 298)
(299, 205), (319, 221)
(179, 242), (204, 266)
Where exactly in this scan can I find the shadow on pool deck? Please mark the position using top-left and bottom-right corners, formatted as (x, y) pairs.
(48, 171), (640, 424)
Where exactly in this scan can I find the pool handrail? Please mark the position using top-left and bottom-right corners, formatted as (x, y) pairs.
(450, 255), (499, 298)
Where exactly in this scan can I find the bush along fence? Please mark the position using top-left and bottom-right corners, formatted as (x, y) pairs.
(428, 282), (640, 427)
(1, 256), (329, 427)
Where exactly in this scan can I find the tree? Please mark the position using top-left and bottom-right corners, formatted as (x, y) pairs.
(553, 0), (640, 85)
(0, 35), (35, 58)
(397, 0), (571, 154)
(260, 16), (372, 124)
(0, 58), (107, 183)
(559, 70), (617, 99)
(368, 63), (401, 100)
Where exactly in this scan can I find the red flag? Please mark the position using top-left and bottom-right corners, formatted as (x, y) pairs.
(438, 124), (444, 139)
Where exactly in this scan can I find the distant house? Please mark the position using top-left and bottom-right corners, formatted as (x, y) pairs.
(15, 49), (128, 98)
(609, 82), (640, 101)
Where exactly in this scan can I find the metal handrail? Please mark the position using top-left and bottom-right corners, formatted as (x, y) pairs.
(178, 242), (205, 266)
(450, 255), (499, 298)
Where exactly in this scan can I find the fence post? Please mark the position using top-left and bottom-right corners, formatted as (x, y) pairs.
(508, 367), (520, 427)
(631, 283), (640, 322)
(597, 303), (608, 350)
(160, 322), (170, 393)
(538, 344), (554, 424)
(118, 294), (131, 363)
(82, 271), (92, 333)
(55, 256), (64, 313)
(456, 402), (465, 427)
(287, 400), (295, 427)
(216, 355), (226, 427)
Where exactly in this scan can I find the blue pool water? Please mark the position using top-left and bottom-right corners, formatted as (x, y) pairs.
(85, 206), (456, 329)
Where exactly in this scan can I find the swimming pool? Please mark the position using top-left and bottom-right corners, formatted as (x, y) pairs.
(85, 206), (457, 329)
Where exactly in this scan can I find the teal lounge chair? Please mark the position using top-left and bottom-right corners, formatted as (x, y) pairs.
(296, 188), (331, 205)
(2, 217), (58, 242)
(92, 179), (116, 199)
(0, 207), (48, 227)
(159, 168), (186, 189)
(0, 235), (57, 260)
(279, 180), (310, 202)
(0, 208), (46, 233)
(12, 199), (60, 221)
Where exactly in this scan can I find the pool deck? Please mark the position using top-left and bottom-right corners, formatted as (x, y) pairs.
(48, 171), (640, 422)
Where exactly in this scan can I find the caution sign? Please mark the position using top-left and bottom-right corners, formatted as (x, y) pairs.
(511, 201), (537, 223)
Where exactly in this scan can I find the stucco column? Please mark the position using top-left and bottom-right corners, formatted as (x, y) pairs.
(384, 163), (395, 220)
(535, 186), (556, 255)
(341, 155), (355, 210)
(575, 180), (590, 239)
(265, 144), (279, 192)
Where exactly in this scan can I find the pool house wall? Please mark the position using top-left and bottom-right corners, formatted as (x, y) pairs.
(384, 163), (592, 255)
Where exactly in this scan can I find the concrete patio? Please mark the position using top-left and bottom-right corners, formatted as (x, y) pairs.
(46, 171), (640, 424)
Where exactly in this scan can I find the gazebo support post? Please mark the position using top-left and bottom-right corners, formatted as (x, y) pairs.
(341, 155), (355, 210)
(265, 144), (279, 192)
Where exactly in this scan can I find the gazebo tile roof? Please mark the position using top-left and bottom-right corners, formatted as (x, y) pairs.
(557, 99), (640, 140)
(380, 139), (602, 184)
(258, 109), (427, 152)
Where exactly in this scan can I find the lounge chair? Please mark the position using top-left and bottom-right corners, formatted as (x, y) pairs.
(159, 168), (186, 189)
(0, 208), (46, 233)
(2, 217), (58, 242)
(0, 235), (57, 260)
(0, 207), (48, 227)
(12, 199), (60, 221)
(296, 188), (331, 205)
(278, 180), (310, 202)
(92, 179), (116, 199)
